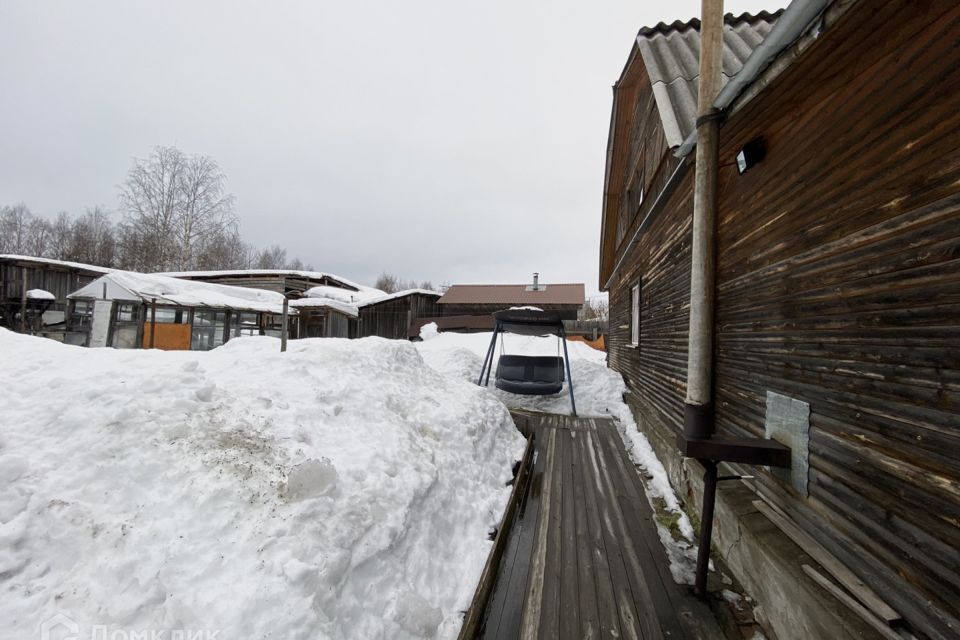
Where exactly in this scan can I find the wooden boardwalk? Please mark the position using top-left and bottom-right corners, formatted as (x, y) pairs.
(471, 411), (722, 640)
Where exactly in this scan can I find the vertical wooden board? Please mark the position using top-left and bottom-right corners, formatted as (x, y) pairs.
(558, 432), (581, 640)
(589, 423), (663, 640)
(538, 429), (565, 640)
(579, 427), (625, 640)
(595, 421), (713, 639)
(571, 430), (601, 640)
(583, 427), (643, 640)
(520, 428), (557, 640)
(485, 428), (549, 639)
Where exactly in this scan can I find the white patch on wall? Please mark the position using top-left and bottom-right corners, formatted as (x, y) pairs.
(765, 391), (810, 497)
(89, 300), (113, 348)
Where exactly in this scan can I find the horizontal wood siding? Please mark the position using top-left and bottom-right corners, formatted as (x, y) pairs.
(712, 4), (960, 638)
(439, 303), (580, 321)
(608, 170), (694, 447)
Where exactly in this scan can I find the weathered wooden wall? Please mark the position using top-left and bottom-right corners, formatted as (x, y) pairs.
(358, 294), (439, 339)
(710, 5), (960, 637)
(607, 3), (960, 639)
(0, 259), (103, 327)
(438, 303), (580, 321)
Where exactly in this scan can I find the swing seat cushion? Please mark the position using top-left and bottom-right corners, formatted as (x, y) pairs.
(495, 355), (565, 396)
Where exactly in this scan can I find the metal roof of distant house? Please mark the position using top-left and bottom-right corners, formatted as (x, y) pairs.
(634, 10), (781, 147)
(438, 283), (585, 306)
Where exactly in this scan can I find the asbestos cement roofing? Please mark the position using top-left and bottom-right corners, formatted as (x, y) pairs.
(636, 10), (781, 147)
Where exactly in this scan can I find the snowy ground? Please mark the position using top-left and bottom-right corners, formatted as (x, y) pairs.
(0, 330), (523, 640)
(0, 325), (697, 640)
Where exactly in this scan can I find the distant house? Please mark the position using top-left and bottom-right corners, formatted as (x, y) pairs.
(436, 276), (585, 324)
(0, 254), (114, 339)
(68, 272), (290, 350)
(356, 289), (441, 340)
(600, 3), (960, 639)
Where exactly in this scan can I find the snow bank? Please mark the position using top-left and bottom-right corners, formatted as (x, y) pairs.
(415, 331), (696, 572)
(0, 330), (523, 639)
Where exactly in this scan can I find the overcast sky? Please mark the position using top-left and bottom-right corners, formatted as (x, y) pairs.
(0, 1), (783, 295)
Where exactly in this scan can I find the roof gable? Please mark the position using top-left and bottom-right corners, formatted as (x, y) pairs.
(637, 11), (781, 147)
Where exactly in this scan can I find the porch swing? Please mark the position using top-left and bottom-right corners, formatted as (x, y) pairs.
(476, 308), (577, 416)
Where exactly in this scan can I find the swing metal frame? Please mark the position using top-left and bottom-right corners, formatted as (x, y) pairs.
(476, 309), (577, 416)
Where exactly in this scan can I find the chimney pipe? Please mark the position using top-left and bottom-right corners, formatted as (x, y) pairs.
(533, 272), (539, 290)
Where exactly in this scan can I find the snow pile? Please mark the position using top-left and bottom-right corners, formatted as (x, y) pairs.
(25, 288), (56, 300)
(305, 285), (385, 305)
(414, 331), (696, 575)
(0, 330), (523, 639)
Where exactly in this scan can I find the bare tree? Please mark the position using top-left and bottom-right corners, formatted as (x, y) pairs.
(26, 216), (52, 257)
(0, 204), (33, 254)
(48, 212), (74, 260)
(254, 245), (287, 269)
(118, 146), (236, 271)
(69, 207), (116, 266)
(375, 272), (400, 293)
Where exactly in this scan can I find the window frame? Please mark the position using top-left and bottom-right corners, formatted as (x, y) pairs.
(630, 282), (640, 348)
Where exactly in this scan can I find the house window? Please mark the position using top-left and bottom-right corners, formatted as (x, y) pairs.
(192, 310), (227, 350)
(630, 282), (640, 347)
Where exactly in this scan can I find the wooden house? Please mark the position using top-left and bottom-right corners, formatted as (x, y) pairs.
(0, 254), (113, 341)
(437, 277), (585, 322)
(67, 272), (291, 350)
(356, 289), (441, 340)
(599, 3), (959, 639)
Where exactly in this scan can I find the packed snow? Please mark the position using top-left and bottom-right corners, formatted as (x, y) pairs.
(1, 320), (698, 639)
(25, 288), (56, 300)
(0, 329), (523, 639)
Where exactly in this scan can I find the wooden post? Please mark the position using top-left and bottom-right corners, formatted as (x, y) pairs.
(281, 297), (289, 352)
(149, 298), (157, 348)
(684, 0), (724, 440)
(20, 269), (27, 333)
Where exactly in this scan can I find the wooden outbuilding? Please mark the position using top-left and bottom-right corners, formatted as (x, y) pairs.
(355, 289), (441, 340)
(0, 254), (113, 341)
(437, 277), (585, 322)
(67, 272), (291, 350)
(599, 3), (960, 639)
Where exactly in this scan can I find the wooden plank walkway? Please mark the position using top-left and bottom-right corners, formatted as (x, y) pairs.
(473, 411), (722, 640)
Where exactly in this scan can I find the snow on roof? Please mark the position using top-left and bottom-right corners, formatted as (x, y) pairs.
(0, 254), (115, 275)
(68, 272), (289, 314)
(303, 284), (385, 305)
(25, 289), (56, 300)
(288, 297), (358, 318)
(158, 269), (376, 293)
(357, 288), (442, 308)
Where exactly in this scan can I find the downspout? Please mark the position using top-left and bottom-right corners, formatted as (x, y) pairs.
(684, 0), (724, 441)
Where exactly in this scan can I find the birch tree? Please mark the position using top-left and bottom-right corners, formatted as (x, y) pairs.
(118, 146), (236, 271)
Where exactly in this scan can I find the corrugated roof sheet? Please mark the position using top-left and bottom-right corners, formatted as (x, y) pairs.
(637, 10), (781, 147)
(438, 283), (585, 306)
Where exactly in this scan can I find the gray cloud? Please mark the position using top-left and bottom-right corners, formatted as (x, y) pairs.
(0, 0), (783, 294)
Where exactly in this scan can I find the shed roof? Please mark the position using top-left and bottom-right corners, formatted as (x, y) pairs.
(636, 10), (781, 147)
(0, 254), (115, 275)
(358, 288), (441, 309)
(157, 269), (376, 295)
(438, 283), (585, 306)
(69, 272), (289, 314)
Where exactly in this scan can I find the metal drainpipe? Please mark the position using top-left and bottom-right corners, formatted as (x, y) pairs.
(687, 0), (724, 598)
(685, 0), (723, 440)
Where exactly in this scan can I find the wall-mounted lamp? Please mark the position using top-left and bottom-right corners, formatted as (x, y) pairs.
(736, 136), (766, 174)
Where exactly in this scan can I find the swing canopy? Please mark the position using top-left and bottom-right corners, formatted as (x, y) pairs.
(476, 308), (577, 415)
